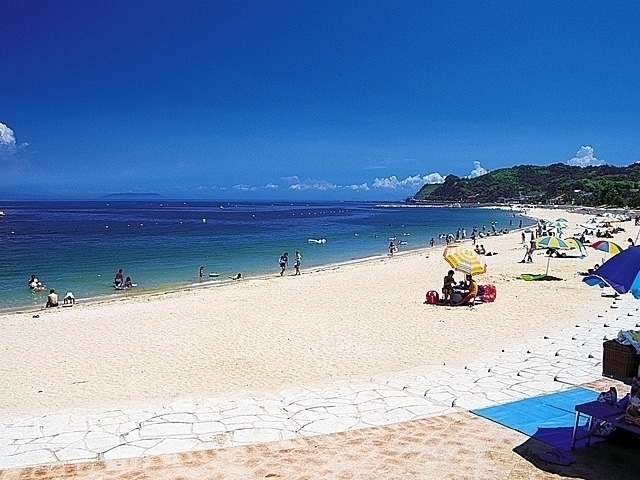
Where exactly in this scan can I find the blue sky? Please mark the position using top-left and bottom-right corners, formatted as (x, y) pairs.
(1, 1), (639, 200)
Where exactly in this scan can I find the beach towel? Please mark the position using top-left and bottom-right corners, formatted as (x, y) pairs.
(617, 330), (640, 354)
(520, 274), (562, 281)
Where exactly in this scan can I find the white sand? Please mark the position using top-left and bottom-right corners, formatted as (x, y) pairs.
(0, 207), (635, 417)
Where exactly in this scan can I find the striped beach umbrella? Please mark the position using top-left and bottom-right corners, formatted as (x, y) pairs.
(534, 236), (570, 276)
(443, 246), (486, 276)
(590, 240), (623, 255)
(590, 240), (623, 263)
(535, 236), (569, 250)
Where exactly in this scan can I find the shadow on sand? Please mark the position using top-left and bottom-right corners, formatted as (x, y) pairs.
(513, 428), (640, 480)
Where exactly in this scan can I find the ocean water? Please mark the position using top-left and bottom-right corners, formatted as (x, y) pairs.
(0, 201), (533, 311)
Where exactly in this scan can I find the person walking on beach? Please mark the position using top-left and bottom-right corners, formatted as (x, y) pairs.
(429, 237), (434, 248)
(279, 252), (288, 276)
(294, 250), (302, 275)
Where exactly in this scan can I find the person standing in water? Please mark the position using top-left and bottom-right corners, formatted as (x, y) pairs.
(279, 252), (288, 276)
(199, 266), (205, 278)
(294, 250), (302, 275)
(114, 269), (124, 287)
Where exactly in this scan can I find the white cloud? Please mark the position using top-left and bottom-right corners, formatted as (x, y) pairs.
(372, 172), (444, 189)
(0, 122), (27, 154)
(233, 184), (252, 191)
(423, 172), (445, 184)
(567, 146), (604, 167)
(344, 183), (370, 191)
(468, 161), (488, 178)
(264, 183), (278, 189)
(289, 178), (337, 191)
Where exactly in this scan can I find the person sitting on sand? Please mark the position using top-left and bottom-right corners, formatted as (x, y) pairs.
(442, 270), (455, 305)
(46, 289), (59, 308)
(63, 292), (75, 305)
(479, 245), (486, 255)
(454, 274), (478, 306)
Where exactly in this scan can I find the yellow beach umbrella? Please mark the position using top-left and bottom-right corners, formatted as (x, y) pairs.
(443, 246), (486, 276)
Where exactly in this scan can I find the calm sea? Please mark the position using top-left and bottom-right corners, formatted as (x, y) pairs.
(0, 201), (533, 311)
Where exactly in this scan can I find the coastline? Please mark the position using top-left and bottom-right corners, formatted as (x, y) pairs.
(0, 207), (635, 418)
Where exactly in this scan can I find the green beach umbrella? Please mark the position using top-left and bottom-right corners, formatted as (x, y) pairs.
(534, 236), (570, 276)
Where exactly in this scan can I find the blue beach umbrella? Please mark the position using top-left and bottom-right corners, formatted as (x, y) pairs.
(583, 246), (640, 298)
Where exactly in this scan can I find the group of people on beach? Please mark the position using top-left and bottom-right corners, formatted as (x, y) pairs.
(114, 268), (134, 289)
(279, 250), (302, 276)
(28, 274), (75, 308)
(441, 270), (478, 306)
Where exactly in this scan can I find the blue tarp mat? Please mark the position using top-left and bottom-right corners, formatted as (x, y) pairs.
(472, 387), (600, 450)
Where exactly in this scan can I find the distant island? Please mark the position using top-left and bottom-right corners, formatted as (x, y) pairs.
(100, 193), (164, 200)
(412, 163), (640, 208)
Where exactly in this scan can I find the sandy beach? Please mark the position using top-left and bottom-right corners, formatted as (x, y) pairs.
(0, 207), (635, 418)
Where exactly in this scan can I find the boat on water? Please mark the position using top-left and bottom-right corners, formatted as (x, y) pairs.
(0, 211), (5, 216)
(308, 238), (327, 244)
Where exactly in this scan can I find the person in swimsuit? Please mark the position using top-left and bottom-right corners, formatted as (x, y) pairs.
(46, 289), (59, 308)
(279, 252), (288, 276)
(294, 250), (301, 275)
(114, 269), (124, 287)
(442, 270), (455, 305)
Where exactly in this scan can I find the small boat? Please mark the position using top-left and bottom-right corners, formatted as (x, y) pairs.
(399, 241), (408, 245)
(308, 238), (327, 244)
(209, 272), (220, 278)
(401, 232), (410, 236)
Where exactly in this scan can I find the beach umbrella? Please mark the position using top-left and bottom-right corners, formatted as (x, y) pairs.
(443, 246), (486, 276)
(549, 220), (569, 229)
(590, 240), (622, 262)
(590, 240), (622, 255)
(555, 217), (569, 223)
(564, 237), (587, 257)
(583, 246), (640, 298)
(534, 236), (571, 276)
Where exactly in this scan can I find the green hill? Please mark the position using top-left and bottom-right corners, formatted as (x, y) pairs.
(413, 163), (640, 207)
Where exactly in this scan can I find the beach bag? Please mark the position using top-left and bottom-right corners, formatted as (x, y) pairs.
(625, 377), (640, 427)
(480, 284), (497, 303)
(591, 387), (618, 437)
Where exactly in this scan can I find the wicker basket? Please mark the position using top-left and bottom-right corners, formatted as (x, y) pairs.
(602, 340), (640, 379)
